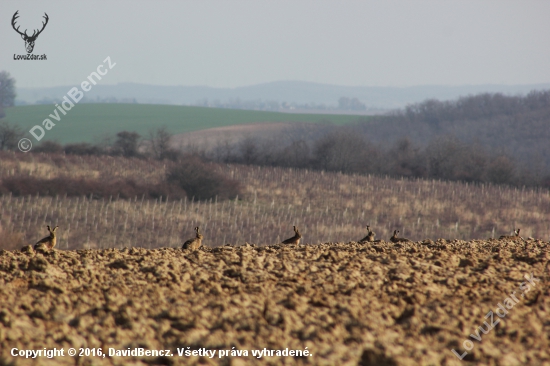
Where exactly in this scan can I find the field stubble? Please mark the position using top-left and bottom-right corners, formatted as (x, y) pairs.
(1, 152), (550, 250)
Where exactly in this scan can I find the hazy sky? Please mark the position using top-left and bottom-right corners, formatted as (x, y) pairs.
(1, 1), (549, 89)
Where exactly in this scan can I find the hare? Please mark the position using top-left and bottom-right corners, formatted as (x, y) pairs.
(499, 228), (521, 240)
(390, 230), (410, 243)
(182, 226), (203, 250)
(34, 225), (58, 250)
(359, 225), (376, 243)
(282, 226), (302, 244)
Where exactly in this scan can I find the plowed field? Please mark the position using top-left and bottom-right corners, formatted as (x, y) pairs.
(1, 238), (549, 365)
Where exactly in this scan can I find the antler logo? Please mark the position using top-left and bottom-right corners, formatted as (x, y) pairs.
(12, 11), (49, 54)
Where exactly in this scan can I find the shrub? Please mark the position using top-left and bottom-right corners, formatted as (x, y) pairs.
(34, 141), (63, 153)
(487, 156), (516, 185)
(166, 155), (242, 200)
(0, 120), (23, 151)
(114, 131), (141, 157)
(64, 143), (103, 156)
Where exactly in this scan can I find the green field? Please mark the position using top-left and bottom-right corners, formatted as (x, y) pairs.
(4, 104), (365, 144)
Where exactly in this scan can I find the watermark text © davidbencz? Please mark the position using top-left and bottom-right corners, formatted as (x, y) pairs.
(18, 56), (116, 152)
(451, 272), (540, 360)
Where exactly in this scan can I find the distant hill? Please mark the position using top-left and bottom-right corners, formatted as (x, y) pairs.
(15, 81), (550, 111)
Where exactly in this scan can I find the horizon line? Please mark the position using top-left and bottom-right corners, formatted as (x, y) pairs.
(16, 80), (550, 91)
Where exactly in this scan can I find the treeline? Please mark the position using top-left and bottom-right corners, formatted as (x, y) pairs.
(194, 96), (367, 112)
(32, 128), (178, 160)
(395, 90), (550, 127)
(200, 90), (550, 188)
(0, 122), (180, 160)
(355, 90), (550, 170)
(200, 129), (543, 187)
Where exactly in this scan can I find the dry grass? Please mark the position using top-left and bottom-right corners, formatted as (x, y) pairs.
(1, 151), (550, 250)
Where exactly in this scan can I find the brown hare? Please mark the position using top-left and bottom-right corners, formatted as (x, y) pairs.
(359, 225), (376, 243)
(34, 225), (58, 250)
(499, 228), (521, 240)
(390, 230), (410, 243)
(182, 226), (203, 250)
(282, 226), (302, 244)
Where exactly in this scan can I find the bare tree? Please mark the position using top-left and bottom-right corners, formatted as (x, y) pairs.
(425, 136), (464, 180)
(276, 139), (311, 168)
(338, 97), (366, 111)
(148, 126), (173, 159)
(0, 71), (16, 118)
(114, 131), (141, 157)
(239, 136), (259, 164)
(313, 129), (367, 173)
(487, 155), (516, 185)
(386, 138), (426, 178)
(0, 121), (23, 150)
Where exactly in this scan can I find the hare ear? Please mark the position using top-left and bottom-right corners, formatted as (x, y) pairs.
(53, 226), (58, 232)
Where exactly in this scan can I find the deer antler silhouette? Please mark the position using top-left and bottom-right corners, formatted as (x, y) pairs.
(12, 11), (49, 53)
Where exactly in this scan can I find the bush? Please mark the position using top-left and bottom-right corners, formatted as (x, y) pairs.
(34, 141), (63, 153)
(312, 129), (369, 173)
(0, 120), (23, 151)
(114, 131), (141, 157)
(166, 155), (242, 200)
(64, 143), (103, 156)
(487, 156), (516, 185)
